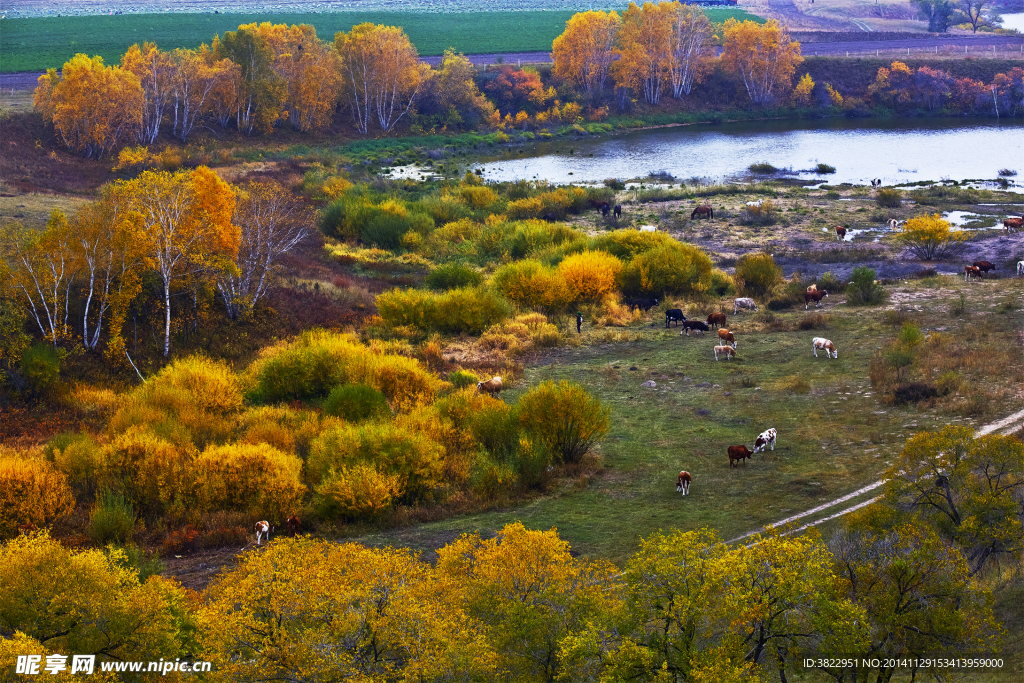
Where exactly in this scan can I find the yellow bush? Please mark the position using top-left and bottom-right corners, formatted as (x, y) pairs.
(50, 435), (104, 499)
(376, 287), (511, 337)
(734, 252), (783, 298)
(558, 250), (623, 302)
(517, 380), (609, 464)
(479, 314), (562, 355)
(491, 260), (572, 311)
(594, 292), (644, 327)
(505, 196), (546, 220)
(109, 356), (243, 449)
(309, 421), (444, 502)
(0, 457), (74, 538)
(314, 464), (402, 520)
(618, 242), (714, 297)
(104, 426), (193, 517)
(425, 218), (482, 258)
(191, 443), (304, 517)
(591, 230), (674, 259)
(460, 185), (500, 209)
(321, 176), (353, 199)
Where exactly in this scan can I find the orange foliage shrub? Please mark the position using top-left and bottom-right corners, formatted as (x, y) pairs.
(314, 464), (403, 520)
(103, 426), (193, 518)
(191, 443), (304, 518)
(491, 260), (572, 312)
(0, 456), (74, 538)
(558, 250), (623, 302)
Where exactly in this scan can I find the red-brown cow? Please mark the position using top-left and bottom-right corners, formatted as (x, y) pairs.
(805, 289), (829, 309)
(972, 261), (996, 273)
(835, 226), (847, 240)
(728, 445), (752, 468)
(676, 471), (692, 496)
(707, 312), (727, 329)
(285, 515), (301, 536)
(717, 329), (737, 349)
(1003, 217), (1022, 233)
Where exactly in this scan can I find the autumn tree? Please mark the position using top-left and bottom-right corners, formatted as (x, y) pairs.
(216, 180), (314, 319)
(868, 60), (916, 109)
(120, 42), (175, 144)
(169, 46), (236, 141)
(216, 26), (286, 134)
(425, 48), (495, 128)
(335, 23), (427, 134)
(552, 10), (621, 95)
(895, 213), (967, 260)
(436, 522), (617, 681)
(483, 66), (553, 114)
(34, 54), (143, 158)
(721, 19), (803, 106)
(110, 167), (238, 357)
(827, 523), (1001, 681)
(666, 2), (714, 98)
(613, 1), (673, 105)
(958, 0), (992, 32)
(912, 0), (957, 32)
(0, 215), (77, 346)
(884, 426), (1024, 575)
(793, 73), (815, 106)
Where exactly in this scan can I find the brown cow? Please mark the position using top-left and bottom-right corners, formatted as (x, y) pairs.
(717, 329), (736, 349)
(964, 265), (982, 282)
(477, 376), (503, 395)
(17, 522), (37, 536)
(676, 471), (692, 496)
(285, 515), (301, 536)
(972, 260), (996, 273)
(805, 289), (829, 309)
(835, 226), (847, 241)
(728, 445), (752, 468)
(691, 205), (713, 220)
(1003, 217), (1022, 233)
(706, 312), (727, 329)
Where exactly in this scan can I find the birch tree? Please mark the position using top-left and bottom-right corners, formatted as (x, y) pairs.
(120, 42), (175, 144)
(551, 10), (621, 95)
(721, 19), (803, 106)
(667, 3), (714, 98)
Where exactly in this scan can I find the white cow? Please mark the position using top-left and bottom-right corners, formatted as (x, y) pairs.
(734, 297), (757, 314)
(1018, 261), (1024, 276)
(813, 337), (837, 359)
(745, 200), (763, 208)
(639, 225), (657, 233)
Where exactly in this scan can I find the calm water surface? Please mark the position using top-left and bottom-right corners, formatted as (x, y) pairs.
(472, 118), (1024, 185)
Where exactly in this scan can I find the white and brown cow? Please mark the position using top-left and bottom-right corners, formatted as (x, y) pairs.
(255, 520), (272, 546)
(717, 328), (737, 349)
(753, 428), (777, 453)
(714, 345), (736, 361)
(676, 470), (692, 496)
(964, 265), (982, 282)
(812, 337), (837, 359)
(477, 376), (503, 395)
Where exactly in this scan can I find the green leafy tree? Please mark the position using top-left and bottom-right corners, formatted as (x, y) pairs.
(216, 26), (286, 134)
(517, 380), (609, 464)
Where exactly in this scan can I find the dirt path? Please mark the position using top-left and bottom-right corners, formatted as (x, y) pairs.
(727, 405), (1024, 544)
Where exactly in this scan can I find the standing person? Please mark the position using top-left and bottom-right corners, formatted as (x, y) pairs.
(576, 311), (583, 334)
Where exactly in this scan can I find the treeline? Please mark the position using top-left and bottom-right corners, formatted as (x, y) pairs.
(3, 421), (1019, 682)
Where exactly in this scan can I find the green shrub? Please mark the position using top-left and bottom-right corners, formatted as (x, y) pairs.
(448, 369), (480, 390)
(604, 178), (626, 190)
(20, 344), (60, 395)
(875, 188), (902, 208)
(846, 266), (887, 306)
(425, 263), (483, 291)
(708, 269), (735, 296)
(362, 212), (411, 250)
(110, 544), (164, 582)
(950, 291), (967, 317)
(88, 491), (135, 545)
(48, 433), (103, 502)
(376, 287), (511, 335)
(817, 270), (845, 293)
(734, 253), (783, 298)
(517, 380), (609, 464)
(323, 384), (390, 422)
(815, 163), (836, 174)
(767, 279), (806, 311)
(749, 162), (778, 174)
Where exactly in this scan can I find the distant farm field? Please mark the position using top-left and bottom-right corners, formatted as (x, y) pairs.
(0, 9), (756, 73)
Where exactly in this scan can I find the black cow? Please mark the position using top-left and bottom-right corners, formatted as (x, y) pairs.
(665, 309), (686, 327)
(601, 204), (611, 217)
(614, 205), (622, 218)
(543, 212), (557, 222)
(681, 320), (710, 336)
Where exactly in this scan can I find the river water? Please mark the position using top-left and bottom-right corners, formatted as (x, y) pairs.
(472, 118), (1024, 186)
(1001, 12), (1024, 31)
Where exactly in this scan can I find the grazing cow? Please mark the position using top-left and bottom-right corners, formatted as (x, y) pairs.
(601, 204), (611, 217)
(691, 205), (713, 220)
(543, 212), (557, 222)
(255, 520), (272, 546)
(717, 329), (737, 349)
(707, 312), (727, 329)
(812, 337), (837, 359)
(628, 297), (659, 311)
(728, 445), (752, 468)
(676, 470), (692, 496)
(745, 199), (763, 208)
(285, 515), (301, 536)
(614, 204), (622, 218)
(835, 226), (847, 241)
(964, 265), (982, 282)
(17, 522), (37, 536)
(1018, 261), (1024, 275)
(805, 289), (829, 309)
(665, 309), (687, 327)
(734, 298), (757, 314)
(1004, 217), (1022, 233)
(753, 428), (777, 453)
(972, 260), (996, 273)
(682, 320), (709, 336)
(640, 225), (657, 233)
(714, 345), (736, 361)
(477, 376), (503, 395)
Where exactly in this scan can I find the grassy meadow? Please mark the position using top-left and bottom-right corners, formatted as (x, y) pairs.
(0, 8), (756, 73)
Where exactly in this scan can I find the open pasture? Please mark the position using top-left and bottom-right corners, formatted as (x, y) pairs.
(0, 8), (754, 74)
(358, 278), (1024, 564)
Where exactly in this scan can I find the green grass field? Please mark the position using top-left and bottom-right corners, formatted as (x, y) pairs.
(0, 9), (756, 73)
(355, 279), (1023, 565)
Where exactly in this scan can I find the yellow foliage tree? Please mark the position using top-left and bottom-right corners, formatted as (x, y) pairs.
(169, 46), (238, 141)
(0, 457), (74, 538)
(34, 54), (144, 158)
(120, 42), (175, 144)
(430, 47), (495, 127)
(793, 72), (815, 107)
(895, 213), (967, 260)
(215, 25), (287, 134)
(516, 380), (609, 465)
(314, 464), (403, 520)
(612, 1), (673, 104)
(666, 2), (715, 98)
(191, 442), (304, 518)
(102, 426), (192, 519)
(721, 19), (802, 105)
(552, 10), (622, 94)
(334, 23), (428, 134)
(109, 167), (238, 357)
(558, 250), (623, 302)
